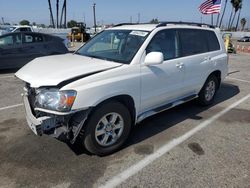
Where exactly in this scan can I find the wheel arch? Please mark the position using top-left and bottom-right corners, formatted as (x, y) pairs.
(94, 94), (136, 125)
(207, 70), (221, 88)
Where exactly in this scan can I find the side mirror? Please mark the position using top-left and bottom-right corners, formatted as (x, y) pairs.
(144, 52), (164, 66)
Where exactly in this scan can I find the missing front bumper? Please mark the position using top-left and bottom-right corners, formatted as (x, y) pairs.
(23, 92), (91, 143)
(23, 94), (56, 136)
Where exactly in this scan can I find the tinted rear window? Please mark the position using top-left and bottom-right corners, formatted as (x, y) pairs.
(178, 29), (220, 57)
(204, 30), (220, 51)
(178, 29), (208, 57)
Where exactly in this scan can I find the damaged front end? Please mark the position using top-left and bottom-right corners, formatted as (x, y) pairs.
(23, 84), (91, 143)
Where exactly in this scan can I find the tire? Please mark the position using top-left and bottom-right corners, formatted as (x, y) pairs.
(80, 101), (131, 156)
(197, 75), (219, 106)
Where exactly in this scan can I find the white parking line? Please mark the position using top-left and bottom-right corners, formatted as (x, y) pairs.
(0, 103), (23, 112)
(0, 75), (15, 79)
(100, 94), (250, 188)
(227, 77), (250, 84)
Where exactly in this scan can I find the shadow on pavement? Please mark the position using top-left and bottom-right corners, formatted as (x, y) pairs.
(69, 82), (240, 155)
(126, 82), (239, 147)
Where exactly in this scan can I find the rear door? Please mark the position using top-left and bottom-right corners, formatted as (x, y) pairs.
(0, 33), (24, 69)
(177, 29), (212, 94)
(22, 33), (47, 61)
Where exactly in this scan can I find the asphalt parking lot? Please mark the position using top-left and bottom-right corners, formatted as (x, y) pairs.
(0, 53), (249, 188)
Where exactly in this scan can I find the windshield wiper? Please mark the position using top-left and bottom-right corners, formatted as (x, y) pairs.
(86, 54), (110, 61)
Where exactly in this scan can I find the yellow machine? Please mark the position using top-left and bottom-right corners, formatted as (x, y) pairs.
(223, 33), (236, 53)
(67, 23), (90, 42)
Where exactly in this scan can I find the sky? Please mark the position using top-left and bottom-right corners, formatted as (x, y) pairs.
(0, 0), (249, 27)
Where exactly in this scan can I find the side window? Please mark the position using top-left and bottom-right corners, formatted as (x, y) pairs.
(24, 34), (33, 43)
(146, 30), (179, 60)
(23, 34), (43, 43)
(33, 34), (43, 42)
(0, 35), (14, 46)
(205, 31), (220, 51)
(179, 29), (208, 57)
(14, 34), (22, 44)
(20, 28), (31, 32)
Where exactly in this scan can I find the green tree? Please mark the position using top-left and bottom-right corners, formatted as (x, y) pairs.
(149, 18), (159, 24)
(40, 24), (46, 28)
(240, 18), (246, 31)
(19, 20), (30, 25)
(67, 20), (77, 28)
(235, 1), (243, 31)
(229, 0), (242, 29)
(228, 0), (235, 29)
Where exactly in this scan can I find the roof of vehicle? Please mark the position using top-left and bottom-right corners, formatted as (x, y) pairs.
(109, 24), (157, 31)
(0, 31), (62, 40)
(11, 25), (32, 28)
(108, 22), (217, 32)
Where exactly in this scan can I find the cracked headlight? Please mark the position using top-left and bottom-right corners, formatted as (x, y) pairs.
(36, 89), (77, 112)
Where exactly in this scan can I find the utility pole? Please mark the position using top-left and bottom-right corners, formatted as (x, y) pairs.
(83, 12), (86, 23)
(138, 13), (140, 23)
(93, 3), (97, 33)
(64, 0), (67, 28)
(60, 0), (65, 28)
(56, 0), (59, 28)
(130, 16), (132, 23)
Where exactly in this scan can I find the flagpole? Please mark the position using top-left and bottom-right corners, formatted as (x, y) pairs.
(216, 13), (220, 27)
(211, 14), (214, 26)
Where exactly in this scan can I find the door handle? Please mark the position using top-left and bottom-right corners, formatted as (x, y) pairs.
(204, 56), (211, 61)
(176, 62), (184, 69)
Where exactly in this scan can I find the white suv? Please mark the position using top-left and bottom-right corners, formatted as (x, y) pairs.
(16, 22), (228, 155)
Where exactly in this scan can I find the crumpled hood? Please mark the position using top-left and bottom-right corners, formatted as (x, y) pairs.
(15, 53), (121, 88)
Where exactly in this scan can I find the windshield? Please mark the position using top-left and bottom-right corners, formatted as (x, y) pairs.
(6, 27), (16, 32)
(76, 29), (149, 64)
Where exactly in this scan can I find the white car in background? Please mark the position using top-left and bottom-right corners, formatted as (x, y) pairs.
(16, 22), (228, 155)
(5, 25), (34, 34)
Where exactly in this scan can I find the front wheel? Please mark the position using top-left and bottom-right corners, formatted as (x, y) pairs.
(197, 75), (219, 106)
(80, 101), (132, 156)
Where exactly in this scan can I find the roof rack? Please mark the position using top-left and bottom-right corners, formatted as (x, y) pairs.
(156, 22), (215, 29)
(114, 23), (136, 27)
(114, 23), (153, 27)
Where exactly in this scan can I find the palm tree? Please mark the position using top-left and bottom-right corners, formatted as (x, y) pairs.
(240, 18), (246, 31)
(48, 0), (55, 28)
(229, 0), (242, 29)
(219, 0), (228, 28)
(235, 2), (243, 31)
(228, 0), (234, 29)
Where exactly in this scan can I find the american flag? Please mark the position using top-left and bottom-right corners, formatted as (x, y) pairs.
(199, 0), (221, 14)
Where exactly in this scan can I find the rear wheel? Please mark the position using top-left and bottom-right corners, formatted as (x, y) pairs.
(198, 75), (219, 106)
(80, 101), (131, 156)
